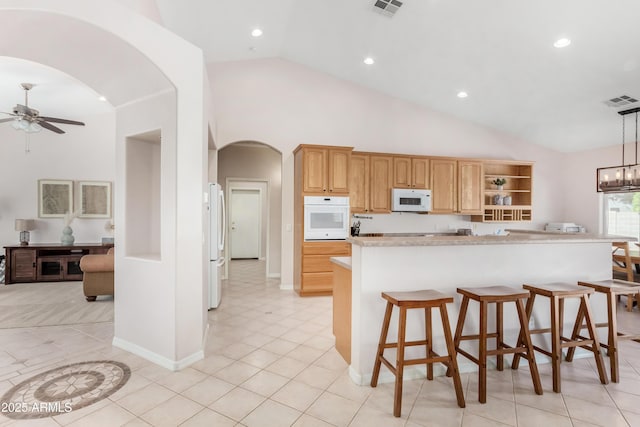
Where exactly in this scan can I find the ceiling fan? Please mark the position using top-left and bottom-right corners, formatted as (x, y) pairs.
(0, 83), (85, 134)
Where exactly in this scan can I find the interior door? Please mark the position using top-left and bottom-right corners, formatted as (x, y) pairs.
(230, 189), (261, 259)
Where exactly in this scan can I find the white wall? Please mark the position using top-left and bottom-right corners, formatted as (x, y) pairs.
(207, 58), (568, 287)
(0, 112), (115, 248)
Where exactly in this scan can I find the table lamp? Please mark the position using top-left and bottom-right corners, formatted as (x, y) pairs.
(15, 219), (36, 246)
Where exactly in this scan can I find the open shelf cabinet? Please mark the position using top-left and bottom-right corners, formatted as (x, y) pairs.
(472, 161), (533, 223)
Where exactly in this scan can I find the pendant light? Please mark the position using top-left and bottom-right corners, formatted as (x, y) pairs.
(597, 107), (640, 193)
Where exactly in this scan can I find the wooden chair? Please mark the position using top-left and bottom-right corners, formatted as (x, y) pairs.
(371, 290), (465, 417)
(612, 242), (639, 311)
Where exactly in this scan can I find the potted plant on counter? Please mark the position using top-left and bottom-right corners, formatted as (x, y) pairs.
(491, 178), (506, 191)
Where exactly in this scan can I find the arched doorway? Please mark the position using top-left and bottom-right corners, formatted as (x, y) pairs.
(217, 141), (283, 280)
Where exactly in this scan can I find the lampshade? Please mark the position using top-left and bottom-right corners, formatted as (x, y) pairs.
(15, 219), (36, 231)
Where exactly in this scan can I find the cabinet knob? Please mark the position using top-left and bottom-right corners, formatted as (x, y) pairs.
(323, 189), (326, 192)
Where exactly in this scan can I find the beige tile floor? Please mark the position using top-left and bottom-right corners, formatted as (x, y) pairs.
(2, 260), (640, 426)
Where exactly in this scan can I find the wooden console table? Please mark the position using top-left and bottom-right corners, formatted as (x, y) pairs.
(4, 244), (113, 284)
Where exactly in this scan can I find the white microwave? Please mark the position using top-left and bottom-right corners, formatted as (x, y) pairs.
(392, 188), (432, 212)
(304, 196), (350, 240)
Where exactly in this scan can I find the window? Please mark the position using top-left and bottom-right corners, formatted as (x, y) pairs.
(603, 192), (640, 240)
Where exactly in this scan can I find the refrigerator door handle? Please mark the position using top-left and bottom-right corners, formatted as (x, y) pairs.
(219, 189), (226, 251)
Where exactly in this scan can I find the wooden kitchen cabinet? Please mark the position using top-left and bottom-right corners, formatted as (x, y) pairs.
(430, 159), (458, 213)
(472, 160), (533, 222)
(458, 160), (483, 214)
(369, 155), (393, 213)
(298, 145), (352, 195)
(349, 153), (392, 213)
(393, 156), (430, 189)
(430, 159), (483, 214)
(349, 153), (370, 213)
(298, 241), (351, 296)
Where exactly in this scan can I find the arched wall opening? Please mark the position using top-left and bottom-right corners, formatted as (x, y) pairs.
(0, 1), (209, 370)
(217, 141), (283, 279)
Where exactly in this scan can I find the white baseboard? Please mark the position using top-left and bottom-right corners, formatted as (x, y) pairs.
(112, 337), (204, 372)
(279, 282), (293, 290)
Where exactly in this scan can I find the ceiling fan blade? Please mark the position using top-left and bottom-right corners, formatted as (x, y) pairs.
(0, 118), (15, 124)
(38, 121), (65, 134)
(38, 116), (85, 126)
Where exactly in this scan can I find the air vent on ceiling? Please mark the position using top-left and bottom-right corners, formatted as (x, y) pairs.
(373, 0), (403, 17)
(604, 95), (639, 107)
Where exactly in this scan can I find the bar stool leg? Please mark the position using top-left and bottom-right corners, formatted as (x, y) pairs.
(394, 307), (407, 417)
(479, 300), (488, 403)
(512, 293), (536, 370)
(565, 301), (585, 363)
(607, 292), (620, 382)
(497, 301), (504, 371)
(371, 302), (393, 387)
(425, 307), (433, 380)
(514, 298), (543, 395)
(550, 295), (562, 392)
(580, 295), (609, 385)
(439, 303), (465, 408)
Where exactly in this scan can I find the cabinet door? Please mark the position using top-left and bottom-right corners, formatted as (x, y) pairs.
(412, 157), (430, 189)
(458, 161), (483, 214)
(328, 149), (350, 194)
(370, 155), (393, 213)
(303, 147), (327, 193)
(392, 157), (412, 188)
(350, 154), (370, 213)
(37, 257), (63, 281)
(10, 249), (36, 282)
(430, 159), (457, 213)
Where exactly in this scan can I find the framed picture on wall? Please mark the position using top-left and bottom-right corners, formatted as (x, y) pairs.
(79, 181), (112, 218)
(38, 179), (74, 218)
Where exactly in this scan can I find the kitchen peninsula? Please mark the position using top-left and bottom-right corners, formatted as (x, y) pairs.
(338, 232), (619, 386)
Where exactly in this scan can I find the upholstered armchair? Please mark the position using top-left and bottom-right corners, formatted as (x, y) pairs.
(79, 247), (114, 301)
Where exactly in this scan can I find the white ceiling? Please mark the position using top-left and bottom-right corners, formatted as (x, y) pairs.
(154, 0), (640, 152)
(2, 1), (640, 151)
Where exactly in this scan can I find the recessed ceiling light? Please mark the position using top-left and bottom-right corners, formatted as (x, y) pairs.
(98, 95), (107, 102)
(251, 28), (263, 37)
(553, 38), (571, 48)
(457, 91), (468, 98)
(364, 57), (375, 65)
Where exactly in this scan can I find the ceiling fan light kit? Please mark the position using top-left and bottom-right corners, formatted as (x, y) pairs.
(1, 82), (85, 136)
(597, 107), (640, 193)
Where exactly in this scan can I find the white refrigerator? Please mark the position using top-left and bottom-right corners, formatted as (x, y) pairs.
(208, 183), (226, 309)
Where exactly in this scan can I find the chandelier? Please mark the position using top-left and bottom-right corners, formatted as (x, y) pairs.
(597, 107), (640, 193)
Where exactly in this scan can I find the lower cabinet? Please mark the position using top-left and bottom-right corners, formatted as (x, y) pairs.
(37, 256), (84, 281)
(298, 241), (351, 296)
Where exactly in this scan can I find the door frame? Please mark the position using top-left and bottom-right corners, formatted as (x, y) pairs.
(224, 178), (271, 278)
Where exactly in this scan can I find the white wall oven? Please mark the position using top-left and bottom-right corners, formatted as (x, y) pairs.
(304, 196), (350, 240)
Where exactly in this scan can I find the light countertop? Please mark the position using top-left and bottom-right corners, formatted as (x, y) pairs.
(347, 231), (632, 247)
(330, 256), (352, 270)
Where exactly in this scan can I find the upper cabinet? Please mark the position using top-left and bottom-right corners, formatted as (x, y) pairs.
(298, 145), (352, 194)
(472, 161), (533, 222)
(430, 159), (483, 215)
(458, 161), (484, 214)
(350, 153), (392, 214)
(393, 156), (430, 189)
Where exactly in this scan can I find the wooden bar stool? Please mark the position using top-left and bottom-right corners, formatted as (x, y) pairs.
(512, 282), (609, 392)
(370, 290), (465, 417)
(452, 286), (542, 403)
(567, 280), (640, 382)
